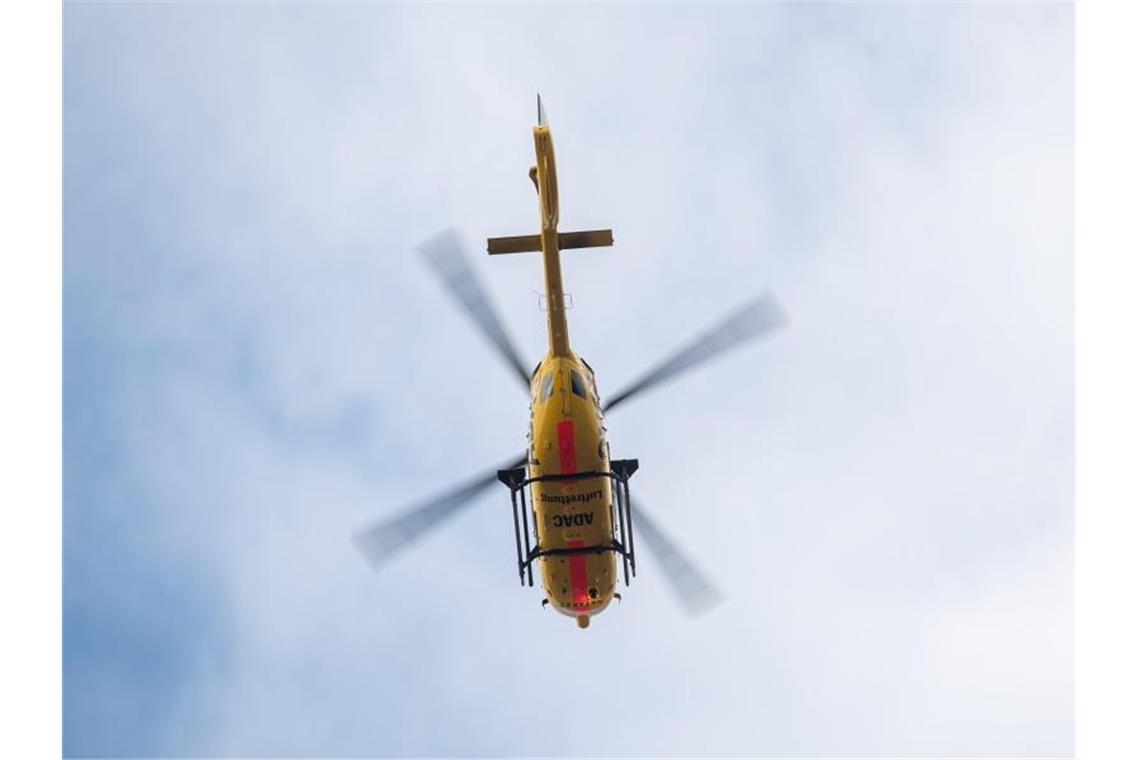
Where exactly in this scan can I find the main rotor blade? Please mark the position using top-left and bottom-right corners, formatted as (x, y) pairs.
(631, 498), (723, 616)
(603, 291), (789, 413)
(418, 229), (532, 389)
(354, 454), (527, 568)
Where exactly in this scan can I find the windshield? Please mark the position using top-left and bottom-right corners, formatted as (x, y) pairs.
(570, 370), (588, 400)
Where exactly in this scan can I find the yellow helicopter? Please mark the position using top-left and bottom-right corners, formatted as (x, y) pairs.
(355, 97), (788, 628)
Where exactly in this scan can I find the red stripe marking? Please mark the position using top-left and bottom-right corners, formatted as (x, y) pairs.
(558, 420), (589, 610)
(567, 540), (589, 610)
(556, 419), (577, 475)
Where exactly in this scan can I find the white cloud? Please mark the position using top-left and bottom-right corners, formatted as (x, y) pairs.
(65, 2), (1073, 756)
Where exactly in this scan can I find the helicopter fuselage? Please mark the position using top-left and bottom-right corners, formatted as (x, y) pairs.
(527, 354), (616, 625)
(521, 118), (617, 627)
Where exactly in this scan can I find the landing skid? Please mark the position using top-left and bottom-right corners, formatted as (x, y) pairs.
(496, 459), (640, 587)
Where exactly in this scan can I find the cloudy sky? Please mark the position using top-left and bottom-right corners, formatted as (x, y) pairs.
(64, 3), (1073, 757)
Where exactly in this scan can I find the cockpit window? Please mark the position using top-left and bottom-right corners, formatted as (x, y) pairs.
(539, 372), (554, 402)
(570, 370), (588, 400)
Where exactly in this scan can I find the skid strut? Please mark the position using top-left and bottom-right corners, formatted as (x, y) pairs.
(497, 459), (639, 587)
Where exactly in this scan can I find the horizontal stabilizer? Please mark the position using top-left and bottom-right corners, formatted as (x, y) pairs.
(487, 229), (614, 255)
(487, 234), (542, 255)
(559, 229), (614, 250)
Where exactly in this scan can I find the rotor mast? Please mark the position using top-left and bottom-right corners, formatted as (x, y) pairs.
(532, 97), (572, 357)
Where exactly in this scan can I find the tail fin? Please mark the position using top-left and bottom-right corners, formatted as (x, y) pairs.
(537, 93), (547, 126)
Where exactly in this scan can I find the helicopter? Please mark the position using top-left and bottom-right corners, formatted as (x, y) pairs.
(354, 96), (788, 628)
